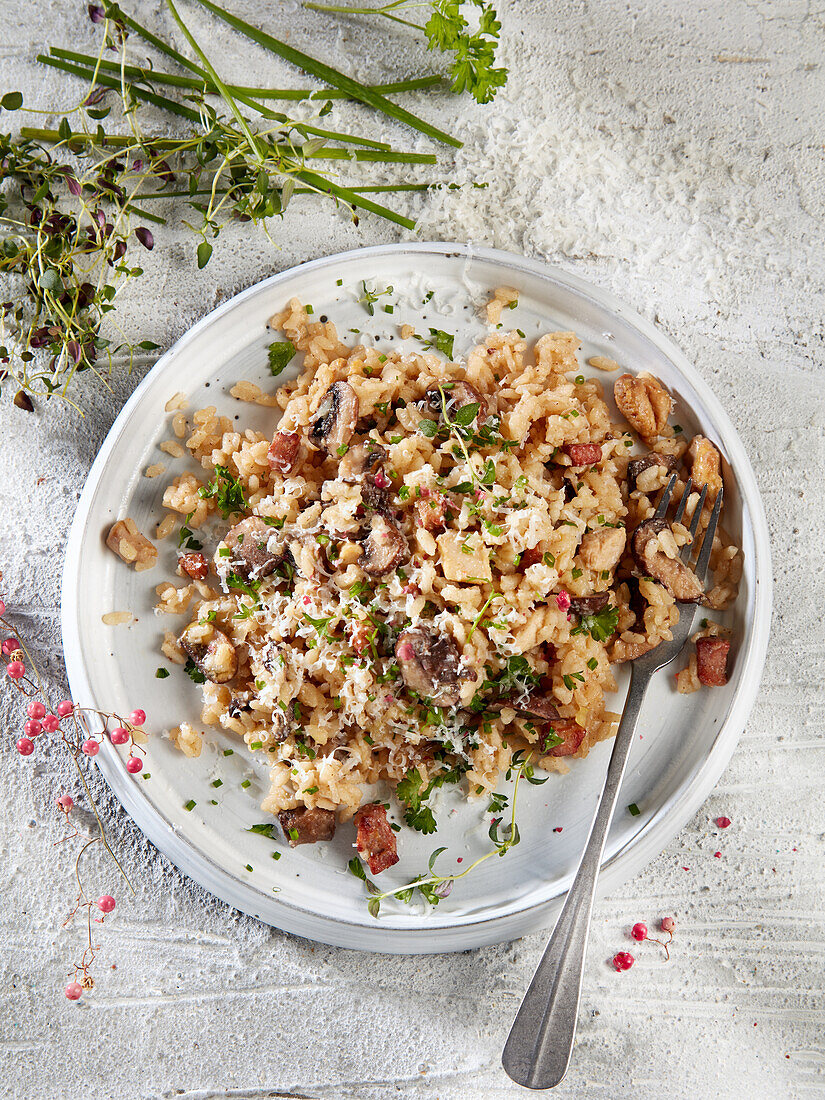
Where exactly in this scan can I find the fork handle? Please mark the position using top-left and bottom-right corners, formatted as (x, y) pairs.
(502, 664), (649, 1090)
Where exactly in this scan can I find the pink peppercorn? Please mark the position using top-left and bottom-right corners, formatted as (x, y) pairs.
(631, 922), (648, 941)
(716, 816), (731, 829)
(65, 982), (83, 1001)
(81, 738), (100, 757)
(24, 720), (42, 738)
(613, 951), (634, 971)
(26, 700), (46, 719)
(7, 660), (25, 679)
(110, 727), (130, 745)
(57, 794), (74, 811)
(97, 895), (116, 913)
(0, 599), (6, 616)
(41, 714), (60, 733)
(16, 737), (34, 756)
(556, 591), (571, 612)
(661, 916), (676, 933)
(57, 700), (74, 717)
(128, 709), (146, 727)
(126, 756), (142, 773)
(397, 642), (414, 661)
(2, 638), (19, 655)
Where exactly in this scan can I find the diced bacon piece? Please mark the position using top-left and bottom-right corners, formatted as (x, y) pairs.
(354, 802), (399, 875)
(414, 491), (448, 533)
(563, 442), (602, 467)
(268, 430), (301, 475)
(695, 637), (730, 686)
(278, 806), (337, 846)
(543, 718), (586, 757)
(178, 551), (208, 580)
(347, 620), (374, 656)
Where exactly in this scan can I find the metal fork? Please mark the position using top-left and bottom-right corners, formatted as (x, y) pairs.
(502, 473), (723, 1090)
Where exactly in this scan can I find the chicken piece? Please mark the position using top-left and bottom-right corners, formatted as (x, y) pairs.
(688, 436), (723, 500)
(578, 527), (626, 573)
(437, 530), (492, 583)
(614, 373), (673, 438)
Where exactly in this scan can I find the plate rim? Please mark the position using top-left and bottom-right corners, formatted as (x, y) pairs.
(61, 241), (773, 953)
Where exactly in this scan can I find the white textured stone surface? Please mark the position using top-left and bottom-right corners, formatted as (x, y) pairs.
(1, 1), (824, 1097)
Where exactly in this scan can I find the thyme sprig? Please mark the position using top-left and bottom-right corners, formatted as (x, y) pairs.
(0, 0), (470, 408)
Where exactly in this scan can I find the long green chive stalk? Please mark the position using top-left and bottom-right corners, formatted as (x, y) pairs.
(189, 0), (462, 147)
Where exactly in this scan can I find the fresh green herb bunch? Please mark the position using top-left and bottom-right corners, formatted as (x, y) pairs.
(0, 0), (476, 408)
(305, 0), (509, 104)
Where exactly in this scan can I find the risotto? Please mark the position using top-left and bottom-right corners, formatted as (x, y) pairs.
(149, 293), (742, 868)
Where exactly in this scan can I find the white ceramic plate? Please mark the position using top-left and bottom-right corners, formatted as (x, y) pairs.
(62, 243), (771, 952)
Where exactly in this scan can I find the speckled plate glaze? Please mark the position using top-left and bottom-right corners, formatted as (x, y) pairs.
(61, 243), (771, 952)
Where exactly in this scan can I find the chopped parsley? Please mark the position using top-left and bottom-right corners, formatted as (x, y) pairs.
(177, 510), (203, 551)
(198, 464), (247, 519)
(570, 604), (620, 643)
(421, 328), (455, 358)
(155, 667), (169, 679)
(183, 658), (206, 684)
(267, 340), (296, 377)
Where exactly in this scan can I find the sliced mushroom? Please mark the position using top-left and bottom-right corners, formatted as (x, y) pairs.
(395, 627), (473, 706)
(179, 622), (238, 684)
(425, 380), (487, 424)
(309, 381), (359, 455)
(359, 513), (408, 576)
(631, 518), (704, 602)
(339, 441), (387, 481)
(219, 516), (283, 581)
(278, 806), (337, 847)
(517, 693), (560, 721)
(626, 451), (677, 490)
(568, 593), (610, 616)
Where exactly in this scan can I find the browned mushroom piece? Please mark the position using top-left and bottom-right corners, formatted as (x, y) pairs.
(568, 593), (610, 616)
(179, 622), (238, 684)
(425, 380), (487, 425)
(278, 806), (337, 847)
(631, 518), (704, 602)
(395, 627), (472, 706)
(626, 452), (678, 490)
(359, 513), (408, 576)
(267, 430), (302, 475)
(309, 381), (359, 455)
(518, 694), (561, 721)
(414, 491), (448, 533)
(339, 441), (387, 481)
(220, 515), (283, 580)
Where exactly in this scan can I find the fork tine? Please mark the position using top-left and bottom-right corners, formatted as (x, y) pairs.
(653, 472), (679, 520)
(673, 478), (693, 524)
(679, 483), (708, 562)
(692, 486), (723, 582)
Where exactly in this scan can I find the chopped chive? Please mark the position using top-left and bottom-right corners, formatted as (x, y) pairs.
(184, 799), (196, 811)
(336, 278), (343, 286)
(223, 748), (234, 756)
(155, 667), (170, 679)
(211, 778), (223, 788)
(383, 304), (394, 314)
(245, 863), (253, 871)
(241, 779), (251, 789)
(272, 851), (281, 860)
(587, 657), (598, 670)
(249, 740), (263, 750)
(627, 802), (641, 817)
(142, 773), (151, 780)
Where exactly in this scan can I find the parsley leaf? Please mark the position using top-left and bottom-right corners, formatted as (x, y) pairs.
(267, 340), (296, 377)
(247, 823), (278, 838)
(396, 765), (465, 834)
(198, 464), (247, 519)
(574, 604), (619, 643)
(183, 658), (206, 684)
(422, 327), (455, 358)
(424, 0), (508, 104)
